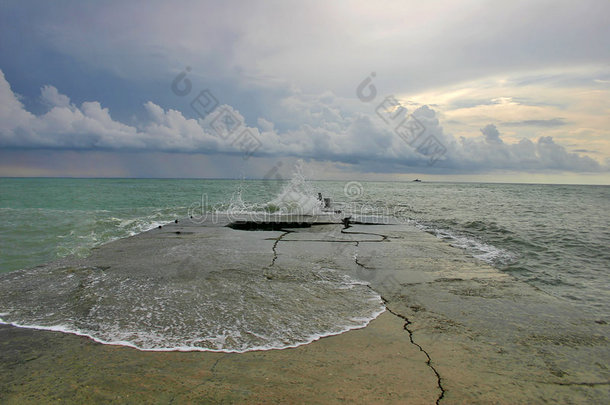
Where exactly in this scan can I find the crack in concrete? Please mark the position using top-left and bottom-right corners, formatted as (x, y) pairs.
(341, 229), (389, 241)
(169, 356), (225, 404)
(384, 303), (446, 405)
(348, 228), (445, 404)
(277, 239), (381, 243)
(353, 241), (373, 270)
(210, 356), (222, 373)
(535, 380), (610, 387)
(270, 230), (290, 267)
(270, 223), (446, 403)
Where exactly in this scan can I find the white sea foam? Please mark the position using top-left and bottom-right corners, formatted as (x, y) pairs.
(0, 262), (386, 353)
(214, 161), (324, 218)
(0, 301), (386, 353)
(413, 221), (517, 266)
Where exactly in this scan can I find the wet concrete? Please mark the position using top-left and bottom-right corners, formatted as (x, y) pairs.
(0, 214), (608, 403)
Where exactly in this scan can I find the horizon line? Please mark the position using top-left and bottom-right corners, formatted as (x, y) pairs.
(0, 176), (608, 187)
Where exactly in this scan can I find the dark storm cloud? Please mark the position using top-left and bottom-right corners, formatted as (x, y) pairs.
(1, 70), (604, 174)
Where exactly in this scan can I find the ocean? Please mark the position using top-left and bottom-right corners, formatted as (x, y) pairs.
(0, 176), (608, 350)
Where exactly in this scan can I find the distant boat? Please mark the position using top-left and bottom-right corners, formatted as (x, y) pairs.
(413, 179), (422, 182)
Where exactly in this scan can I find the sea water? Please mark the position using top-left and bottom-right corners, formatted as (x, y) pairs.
(0, 176), (608, 351)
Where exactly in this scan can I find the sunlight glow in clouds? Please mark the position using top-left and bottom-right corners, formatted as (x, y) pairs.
(402, 67), (610, 164)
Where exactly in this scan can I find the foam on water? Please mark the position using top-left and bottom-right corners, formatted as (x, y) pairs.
(0, 263), (385, 352)
(411, 220), (517, 266)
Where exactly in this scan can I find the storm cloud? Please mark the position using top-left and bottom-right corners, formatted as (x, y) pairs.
(0, 70), (604, 174)
(1, 1), (609, 180)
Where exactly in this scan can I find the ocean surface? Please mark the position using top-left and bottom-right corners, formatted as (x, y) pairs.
(1, 176), (609, 351)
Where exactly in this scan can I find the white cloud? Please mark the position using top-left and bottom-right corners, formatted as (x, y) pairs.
(0, 70), (605, 174)
(40, 85), (70, 108)
(0, 70), (35, 135)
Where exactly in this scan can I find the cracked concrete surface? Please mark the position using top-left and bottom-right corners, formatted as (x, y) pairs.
(0, 214), (608, 404)
(270, 220), (609, 403)
(269, 230), (290, 267)
(383, 305), (446, 404)
(339, 226), (445, 402)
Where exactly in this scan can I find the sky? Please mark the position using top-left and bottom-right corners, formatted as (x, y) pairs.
(0, 0), (609, 184)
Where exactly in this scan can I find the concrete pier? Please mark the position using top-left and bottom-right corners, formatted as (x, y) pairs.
(0, 215), (608, 403)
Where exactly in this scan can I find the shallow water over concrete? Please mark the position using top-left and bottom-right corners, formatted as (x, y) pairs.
(0, 214), (608, 403)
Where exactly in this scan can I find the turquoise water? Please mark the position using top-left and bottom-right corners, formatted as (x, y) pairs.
(1, 177), (609, 318)
(0, 178), (240, 272)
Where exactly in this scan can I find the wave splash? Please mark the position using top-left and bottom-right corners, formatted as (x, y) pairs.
(219, 161), (325, 216)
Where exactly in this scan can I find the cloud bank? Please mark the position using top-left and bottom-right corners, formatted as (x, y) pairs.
(0, 70), (604, 174)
